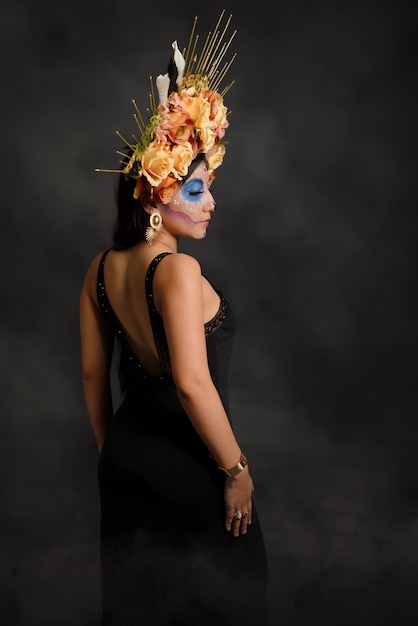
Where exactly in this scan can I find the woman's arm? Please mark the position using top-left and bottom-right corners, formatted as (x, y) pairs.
(154, 253), (254, 535)
(80, 256), (114, 452)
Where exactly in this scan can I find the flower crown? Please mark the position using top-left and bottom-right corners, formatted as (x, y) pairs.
(96, 11), (236, 205)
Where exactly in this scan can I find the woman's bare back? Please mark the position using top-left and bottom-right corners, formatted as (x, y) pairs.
(86, 244), (221, 377)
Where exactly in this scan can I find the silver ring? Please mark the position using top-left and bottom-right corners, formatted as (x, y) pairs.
(234, 511), (243, 520)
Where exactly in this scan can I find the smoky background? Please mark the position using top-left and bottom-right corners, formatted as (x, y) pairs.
(1, 0), (417, 624)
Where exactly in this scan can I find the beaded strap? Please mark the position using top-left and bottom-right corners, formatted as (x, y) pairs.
(96, 249), (170, 384)
(144, 253), (173, 378)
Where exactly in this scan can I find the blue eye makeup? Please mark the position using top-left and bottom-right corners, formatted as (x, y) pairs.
(181, 178), (205, 201)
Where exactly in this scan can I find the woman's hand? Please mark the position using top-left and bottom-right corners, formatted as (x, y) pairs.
(224, 467), (254, 537)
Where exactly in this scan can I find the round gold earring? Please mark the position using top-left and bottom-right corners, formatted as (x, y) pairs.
(145, 212), (162, 245)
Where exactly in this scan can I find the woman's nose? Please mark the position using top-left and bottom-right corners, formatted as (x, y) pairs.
(204, 189), (216, 212)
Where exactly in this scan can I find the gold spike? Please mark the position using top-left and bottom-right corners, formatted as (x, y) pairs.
(115, 130), (135, 149)
(188, 53), (198, 75)
(133, 114), (144, 136)
(211, 52), (237, 92)
(186, 34), (199, 74)
(208, 18), (234, 76)
(132, 100), (145, 131)
(209, 71), (220, 85)
(132, 134), (138, 142)
(199, 30), (220, 76)
(206, 13), (232, 74)
(184, 15), (198, 68)
(195, 29), (217, 74)
(209, 61), (227, 89)
(196, 9), (226, 73)
(95, 168), (123, 173)
(116, 150), (129, 158)
(212, 9), (226, 35)
(192, 30), (211, 74)
(207, 31), (236, 86)
(208, 42), (227, 78)
(221, 80), (235, 97)
(149, 75), (156, 111)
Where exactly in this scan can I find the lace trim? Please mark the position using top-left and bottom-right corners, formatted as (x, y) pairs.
(204, 293), (228, 335)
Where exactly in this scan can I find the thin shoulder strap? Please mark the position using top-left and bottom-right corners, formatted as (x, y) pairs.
(96, 249), (112, 307)
(96, 248), (171, 386)
(145, 252), (172, 377)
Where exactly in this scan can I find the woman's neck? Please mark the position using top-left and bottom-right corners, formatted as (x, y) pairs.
(154, 231), (178, 253)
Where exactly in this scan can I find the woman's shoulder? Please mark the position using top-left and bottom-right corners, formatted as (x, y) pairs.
(152, 253), (204, 309)
(154, 252), (202, 284)
(81, 249), (109, 296)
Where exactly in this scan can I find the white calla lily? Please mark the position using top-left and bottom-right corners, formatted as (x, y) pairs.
(155, 73), (170, 105)
(172, 40), (186, 86)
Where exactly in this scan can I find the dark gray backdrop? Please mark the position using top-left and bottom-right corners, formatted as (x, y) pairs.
(1, 0), (417, 624)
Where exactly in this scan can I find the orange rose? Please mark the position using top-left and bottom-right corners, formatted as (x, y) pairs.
(205, 91), (227, 126)
(216, 117), (229, 140)
(171, 143), (194, 178)
(198, 127), (217, 153)
(180, 93), (211, 128)
(206, 143), (226, 173)
(156, 173), (178, 190)
(156, 107), (193, 144)
(141, 142), (173, 186)
(156, 179), (181, 204)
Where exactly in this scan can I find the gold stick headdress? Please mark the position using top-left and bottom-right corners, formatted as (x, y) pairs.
(96, 11), (237, 204)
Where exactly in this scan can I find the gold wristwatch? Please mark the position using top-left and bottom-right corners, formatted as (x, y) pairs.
(218, 453), (248, 478)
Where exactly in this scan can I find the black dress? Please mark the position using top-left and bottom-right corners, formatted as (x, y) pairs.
(97, 250), (269, 626)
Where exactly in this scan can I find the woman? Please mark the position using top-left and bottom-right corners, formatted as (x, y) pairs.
(80, 13), (269, 625)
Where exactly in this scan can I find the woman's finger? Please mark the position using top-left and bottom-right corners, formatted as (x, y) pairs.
(225, 508), (236, 531)
(247, 499), (253, 525)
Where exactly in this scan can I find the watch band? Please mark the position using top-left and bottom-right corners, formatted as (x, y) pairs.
(218, 453), (248, 478)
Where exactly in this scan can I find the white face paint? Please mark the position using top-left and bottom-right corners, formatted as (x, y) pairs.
(160, 161), (215, 238)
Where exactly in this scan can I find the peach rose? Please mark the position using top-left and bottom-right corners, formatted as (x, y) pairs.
(141, 141), (173, 187)
(171, 143), (194, 178)
(156, 179), (181, 204)
(206, 143), (226, 173)
(156, 173), (178, 190)
(205, 91), (228, 127)
(197, 127), (217, 153)
(180, 93), (211, 128)
(168, 119), (194, 145)
(155, 106), (193, 144)
(216, 117), (229, 140)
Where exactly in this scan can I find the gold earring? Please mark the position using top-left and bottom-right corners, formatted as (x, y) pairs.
(145, 212), (162, 245)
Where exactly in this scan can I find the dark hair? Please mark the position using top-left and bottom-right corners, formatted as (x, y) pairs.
(112, 152), (207, 250)
(113, 172), (148, 249)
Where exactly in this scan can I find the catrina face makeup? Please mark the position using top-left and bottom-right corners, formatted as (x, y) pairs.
(159, 160), (215, 239)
